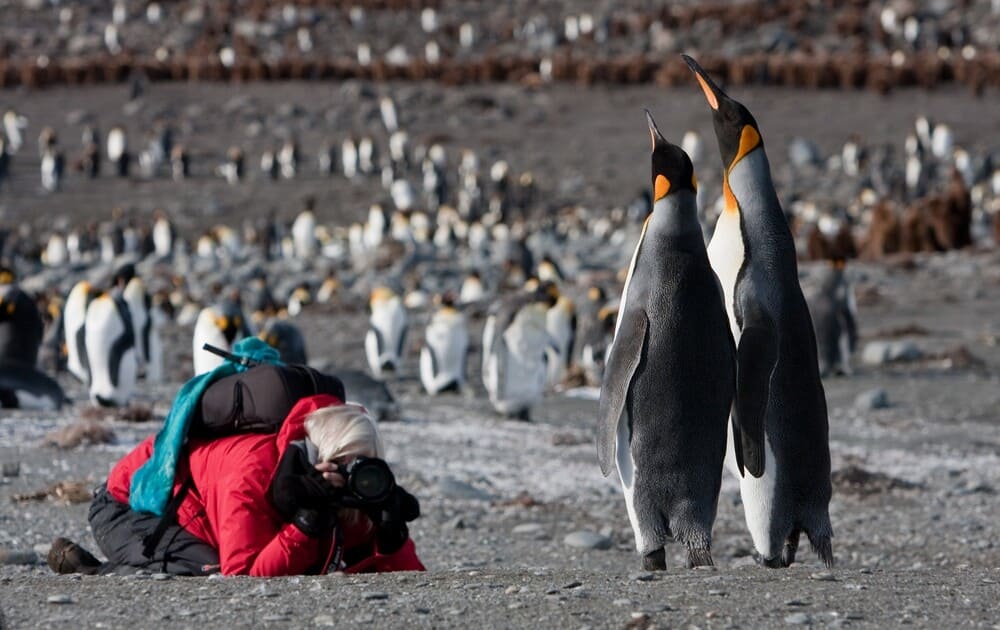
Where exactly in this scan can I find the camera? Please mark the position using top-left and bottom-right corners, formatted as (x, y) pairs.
(337, 456), (396, 507)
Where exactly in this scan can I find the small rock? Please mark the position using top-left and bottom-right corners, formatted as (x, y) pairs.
(151, 573), (171, 581)
(436, 477), (494, 501)
(613, 598), (632, 606)
(628, 572), (655, 582)
(504, 586), (519, 595)
(785, 600), (810, 606)
(854, 388), (890, 410)
(1, 461), (20, 477)
(784, 612), (812, 625)
(313, 614), (336, 627)
(363, 591), (389, 601)
(47, 595), (74, 605)
(887, 341), (922, 362)
(414, 608), (430, 614)
(512, 523), (545, 535)
(262, 614), (291, 622)
(563, 531), (612, 550)
(0, 549), (38, 565)
(861, 341), (891, 365)
(810, 571), (837, 582)
(562, 581), (583, 589)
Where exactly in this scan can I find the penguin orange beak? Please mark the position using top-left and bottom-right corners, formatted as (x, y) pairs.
(681, 55), (722, 111)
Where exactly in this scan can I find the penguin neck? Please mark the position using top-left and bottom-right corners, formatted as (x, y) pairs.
(729, 147), (797, 259)
(646, 191), (703, 252)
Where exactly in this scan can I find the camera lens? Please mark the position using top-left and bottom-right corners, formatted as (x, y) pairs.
(348, 458), (394, 502)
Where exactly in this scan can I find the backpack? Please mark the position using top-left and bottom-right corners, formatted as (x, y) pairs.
(190, 363), (346, 438)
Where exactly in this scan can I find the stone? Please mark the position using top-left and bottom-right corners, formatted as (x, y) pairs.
(861, 341), (892, 365)
(563, 531), (612, 550)
(0, 549), (37, 565)
(47, 595), (74, 605)
(810, 571), (838, 582)
(854, 388), (891, 410)
(784, 612), (812, 625)
(313, 615), (336, 627)
(628, 572), (655, 582)
(363, 592), (389, 601)
(151, 573), (171, 581)
(513, 523), (545, 535)
(887, 341), (923, 362)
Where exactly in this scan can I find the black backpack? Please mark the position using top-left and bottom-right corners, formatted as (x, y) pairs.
(189, 363), (346, 438)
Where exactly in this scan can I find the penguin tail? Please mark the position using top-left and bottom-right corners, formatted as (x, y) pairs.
(686, 548), (714, 569)
(807, 532), (835, 568)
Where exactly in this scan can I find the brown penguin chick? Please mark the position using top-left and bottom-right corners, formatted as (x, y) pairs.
(862, 199), (902, 259)
(900, 201), (939, 253)
(935, 167), (973, 250)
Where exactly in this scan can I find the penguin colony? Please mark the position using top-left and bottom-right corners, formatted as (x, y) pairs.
(2, 1), (1000, 92)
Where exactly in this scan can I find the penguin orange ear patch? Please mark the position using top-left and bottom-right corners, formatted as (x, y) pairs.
(734, 125), (761, 166)
(691, 173), (698, 190)
(654, 174), (671, 201)
(723, 178), (738, 214)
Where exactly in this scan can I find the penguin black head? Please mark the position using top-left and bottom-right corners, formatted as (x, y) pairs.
(645, 110), (697, 202)
(681, 55), (763, 175)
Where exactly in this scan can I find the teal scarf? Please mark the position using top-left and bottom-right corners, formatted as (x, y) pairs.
(129, 337), (281, 515)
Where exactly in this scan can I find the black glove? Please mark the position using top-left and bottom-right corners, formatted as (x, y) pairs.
(293, 508), (333, 538)
(269, 445), (341, 523)
(369, 486), (420, 555)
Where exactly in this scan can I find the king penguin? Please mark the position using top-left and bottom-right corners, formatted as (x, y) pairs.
(684, 55), (834, 568)
(192, 298), (252, 375)
(419, 292), (469, 395)
(481, 283), (559, 420)
(365, 286), (408, 379)
(64, 280), (102, 383)
(0, 278), (45, 366)
(807, 259), (857, 377)
(84, 291), (137, 407)
(259, 317), (308, 364)
(597, 112), (737, 569)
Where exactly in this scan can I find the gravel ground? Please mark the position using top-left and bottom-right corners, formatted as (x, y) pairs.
(1, 249), (999, 628)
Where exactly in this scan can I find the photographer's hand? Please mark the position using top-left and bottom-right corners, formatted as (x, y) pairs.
(314, 461), (346, 488)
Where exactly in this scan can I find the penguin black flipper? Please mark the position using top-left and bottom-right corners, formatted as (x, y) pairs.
(397, 323), (408, 359)
(426, 343), (439, 378)
(597, 309), (648, 477)
(369, 325), (386, 357)
(735, 324), (778, 478)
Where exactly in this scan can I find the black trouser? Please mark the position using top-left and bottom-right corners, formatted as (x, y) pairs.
(88, 484), (220, 576)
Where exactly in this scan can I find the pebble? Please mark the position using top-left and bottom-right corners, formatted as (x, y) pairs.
(262, 614), (291, 622)
(47, 595), (74, 605)
(436, 477), (495, 501)
(512, 523), (545, 535)
(810, 571), (838, 582)
(784, 612), (812, 625)
(0, 549), (38, 565)
(151, 573), (171, 581)
(861, 340), (922, 365)
(1, 461), (20, 477)
(363, 592), (389, 601)
(563, 531), (612, 550)
(785, 600), (810, 606)
(313, 614), (336, 627)
(562, 581), (583, 589)
(628, 572), (656, 582)
(854, 388), (891, 410)
(613, 598), (632, 607)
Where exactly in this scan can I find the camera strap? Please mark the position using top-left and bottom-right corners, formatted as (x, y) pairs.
(324, 528), (344, 574)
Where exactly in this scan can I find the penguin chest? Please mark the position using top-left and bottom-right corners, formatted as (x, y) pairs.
(423, 317), (468, 377)
(707, 211), (745, 340)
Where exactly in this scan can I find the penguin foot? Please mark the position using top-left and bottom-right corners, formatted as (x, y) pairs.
(781, 529), (801, 567)
(686, 548), (714, 569)
(505, 408), (531, 422)
(642, 548), (666, 571)
(755, 552), (788, 569)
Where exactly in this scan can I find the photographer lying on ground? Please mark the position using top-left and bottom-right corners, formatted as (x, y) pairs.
(48, 397), (424, 576)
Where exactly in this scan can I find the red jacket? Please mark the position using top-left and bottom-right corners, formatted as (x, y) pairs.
(107, 394), (425, 576)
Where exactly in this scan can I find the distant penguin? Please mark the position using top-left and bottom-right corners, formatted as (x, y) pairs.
(807, 260), (858, 377)
(170, 145), (189, 181)
(152, 210), (174, 258)
(597, 112), (736, 569)
(379, 96), (399, 133)
(342, 137), (359, 179)
(544, 289), (576, 388)
(459, 270), (486, 305)
(0, 280), (44, 366)
(358, 136), (377, 175)
(278, 139), (298, 179)
(580, 305), (617, 384)
(40, 146), (65, 193)
(481, 284), (559, 420)
(291, 207), (318, 258)
(420, 293), (469, 395)
(365, 286), (407, 379)
(84, 292), (137, 407)
(107, 126), (129, 177)
(259, 318), (308, 364)
(3, 110), (27, 153)
(0, 360), (67, 410)
(0, 137), (9, 190)
(64, 280), (101, 383)
(685, 55), (834, 568)
(220, 147), (244, 185)
(192, 299), (252, 375)
(122, 276), (161, 379)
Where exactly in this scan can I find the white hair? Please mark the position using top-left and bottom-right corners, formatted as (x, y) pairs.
(305, 403), (384, 464)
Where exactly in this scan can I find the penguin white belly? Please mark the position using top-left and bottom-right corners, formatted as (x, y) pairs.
(420, 319), (467, 393)
(85, 298), (137, 406)
(64, 283), (92, 383)
(491, 322), (547, 411)
(614, 410), (647, 552)
(707, 210), (745, 341)
(545, 309), (572, 386)
(192, 311), (228, 375)
(724, 426), (779, 559)
(367, 305), (406, 377)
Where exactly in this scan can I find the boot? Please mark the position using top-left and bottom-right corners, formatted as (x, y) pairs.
(47, 537), (103, 575)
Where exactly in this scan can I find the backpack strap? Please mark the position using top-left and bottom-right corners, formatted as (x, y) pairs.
(141, 477), (194, 559)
